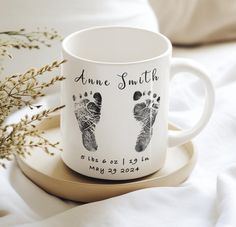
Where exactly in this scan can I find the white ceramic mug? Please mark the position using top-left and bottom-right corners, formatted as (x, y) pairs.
(61, 26), (214, 180)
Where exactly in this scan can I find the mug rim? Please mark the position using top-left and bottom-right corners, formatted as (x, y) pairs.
(62, 26), (172, 65)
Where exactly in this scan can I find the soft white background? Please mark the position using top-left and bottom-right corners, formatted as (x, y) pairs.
(1, 0), (236, 226)
(0, 0), (157, 93)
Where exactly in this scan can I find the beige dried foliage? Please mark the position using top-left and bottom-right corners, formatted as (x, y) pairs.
(0, 29), (65, 168)
(0, 28), (61, 60)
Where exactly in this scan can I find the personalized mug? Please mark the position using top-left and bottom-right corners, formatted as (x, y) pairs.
(61, 26), (214, 180)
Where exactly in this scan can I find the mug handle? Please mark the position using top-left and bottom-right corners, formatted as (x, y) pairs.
(168, 58), (215, 147)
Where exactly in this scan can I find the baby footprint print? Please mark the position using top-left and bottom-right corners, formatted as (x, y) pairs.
(133, 91), (160, 152)
(73, 91), (102, 151)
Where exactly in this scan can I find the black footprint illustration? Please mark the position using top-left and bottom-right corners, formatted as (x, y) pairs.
(73, 91), (102, 151)
(133, 91), (160, 152)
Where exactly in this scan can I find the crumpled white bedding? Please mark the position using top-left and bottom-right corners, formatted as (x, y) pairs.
(1, 41), (236, 227)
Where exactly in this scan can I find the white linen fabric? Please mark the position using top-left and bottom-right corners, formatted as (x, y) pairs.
(216, 166), (236, 227)
(1, 40), (236, 226)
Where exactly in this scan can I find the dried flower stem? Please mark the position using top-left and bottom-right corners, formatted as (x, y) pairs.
(0, 61), (66, 168)
(0, 28), (61, 60)
(0, 60), (66, 125)
(0, 106), (65, 168)
(0, 28), (65, 168)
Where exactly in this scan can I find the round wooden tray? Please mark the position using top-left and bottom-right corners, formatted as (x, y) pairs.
(17, 115), (197, 203)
